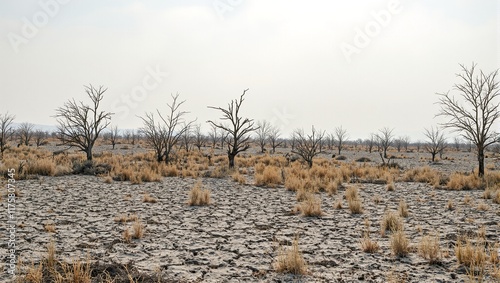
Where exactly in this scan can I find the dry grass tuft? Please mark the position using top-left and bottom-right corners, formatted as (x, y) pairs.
(333, 197), (343, 209)
(477, 202), (490, 211)
(345, 186), (359, 201)
(403, 166), (440, 186)
(123, 228), (132, 243)
(381, 211), (402, 237)
(455, 237), (487, 268)
(418, 234), (441, 263)
(360, 236), (380, 253)
(398, 199), (409, 218)
(274, 237), (308, 275)
(44, 223), (56, 233)
(296, 194), (323, 217)
(142, 193), (157, 203)
(132, 220), (145, 239)
(188, 181), (211, 206)
(231, 171), (246, 184)
(446, 199), (455, 211)
(390, 228), (410, 257)
(386, 182), (395, 191)
(348, 198), (363, 214)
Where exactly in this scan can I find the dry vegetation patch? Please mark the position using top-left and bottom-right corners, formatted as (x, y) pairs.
(188, 181), (211, 206)
(274, 237), (308, 275)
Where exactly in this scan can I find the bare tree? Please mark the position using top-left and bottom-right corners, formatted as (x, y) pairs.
(394, 138), (403, 152)
(268, 125), (283, 154)
(437, 63), (500, 176)
(139, 112), (165, 162)
(453, 136), (462, 151)
(366, 133), (376, 153)
(17, 122), (35, 146)
(34, 130), (48, 147)
(181, 122), (192, 152)
(376, 127), (394, 158)
(423, 127), (447, 162)
(193, 124), (206, 151)
(208, 124), (218, 148)
(109, 125), (119, 149)
(255, 120), (271, 153)
(207, 89), (258, 168)
(55, 85), (113, 161)
(334, 126), (348, 155)
(292, 126), (325, 168)
(402, 136), (411, 152)
(141, 93), (194, 164)
(0, 113), (15, 158)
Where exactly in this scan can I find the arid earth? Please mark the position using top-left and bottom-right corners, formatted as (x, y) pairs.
(1, 147), (500, 282)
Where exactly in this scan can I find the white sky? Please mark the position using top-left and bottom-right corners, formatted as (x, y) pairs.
(1, 0), (499, 141)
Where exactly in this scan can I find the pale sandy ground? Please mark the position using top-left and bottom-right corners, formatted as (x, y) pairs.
(1, 147), (500, 282)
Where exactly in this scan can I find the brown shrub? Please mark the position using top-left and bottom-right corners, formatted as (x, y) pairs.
(188, 181), (211, 206)
(254, 165), (282, 187)
(274, 237), (308, 275)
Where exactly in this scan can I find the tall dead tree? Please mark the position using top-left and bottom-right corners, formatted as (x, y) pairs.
(0, 113), (15, 158)
(207, 89), (258, 168)
(193, 124), (205, 151)
(437, 63), (500, 176)
(292, 126), (325, 168)
(423, 126), (447, 162)
(33, 130), (47, 147)
(55, 85), (113, 161)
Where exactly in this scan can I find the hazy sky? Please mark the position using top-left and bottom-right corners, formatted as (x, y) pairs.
(1, 0), (498, 140)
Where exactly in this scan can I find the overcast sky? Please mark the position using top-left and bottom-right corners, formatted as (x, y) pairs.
(1, 0), (498, 141)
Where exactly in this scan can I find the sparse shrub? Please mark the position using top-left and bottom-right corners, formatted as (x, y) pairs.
(373, 194), (382, 205)
(26, 159), (56, 176)
(274, 237), (308, 275)
(123, 229), (132, 243)
(418, 234), (441, 263)
(447, 173), (484, 190)
(463, 194), (472, 205)
(188, 181), (211, 206)
(254, 165), (282, 187)
(403, 166), (440, 186)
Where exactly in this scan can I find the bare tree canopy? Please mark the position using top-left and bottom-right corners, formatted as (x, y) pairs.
(139, 112), (166, 162)
(207, 89), (258, 168)
(376, 127), (394, 158)
(256, 120), (271, 153)
(292, 126), (325, 168)
(193, 124), (206, 151)
(334, 126), (349, 155)
(17, 122), (35, 146)
(268, 125), (283, 154)
(423, 126), (447, 162)
(108, 125), (119, 150)
(139, 93), (194, 163)
(55, 85), (113, 161)
(0, 113), (15, 158)
(436, 63), (500, 176)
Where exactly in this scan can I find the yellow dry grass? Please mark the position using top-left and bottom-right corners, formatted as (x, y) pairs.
(188, 181), (211, 206)
(274, 237), (308, 275)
